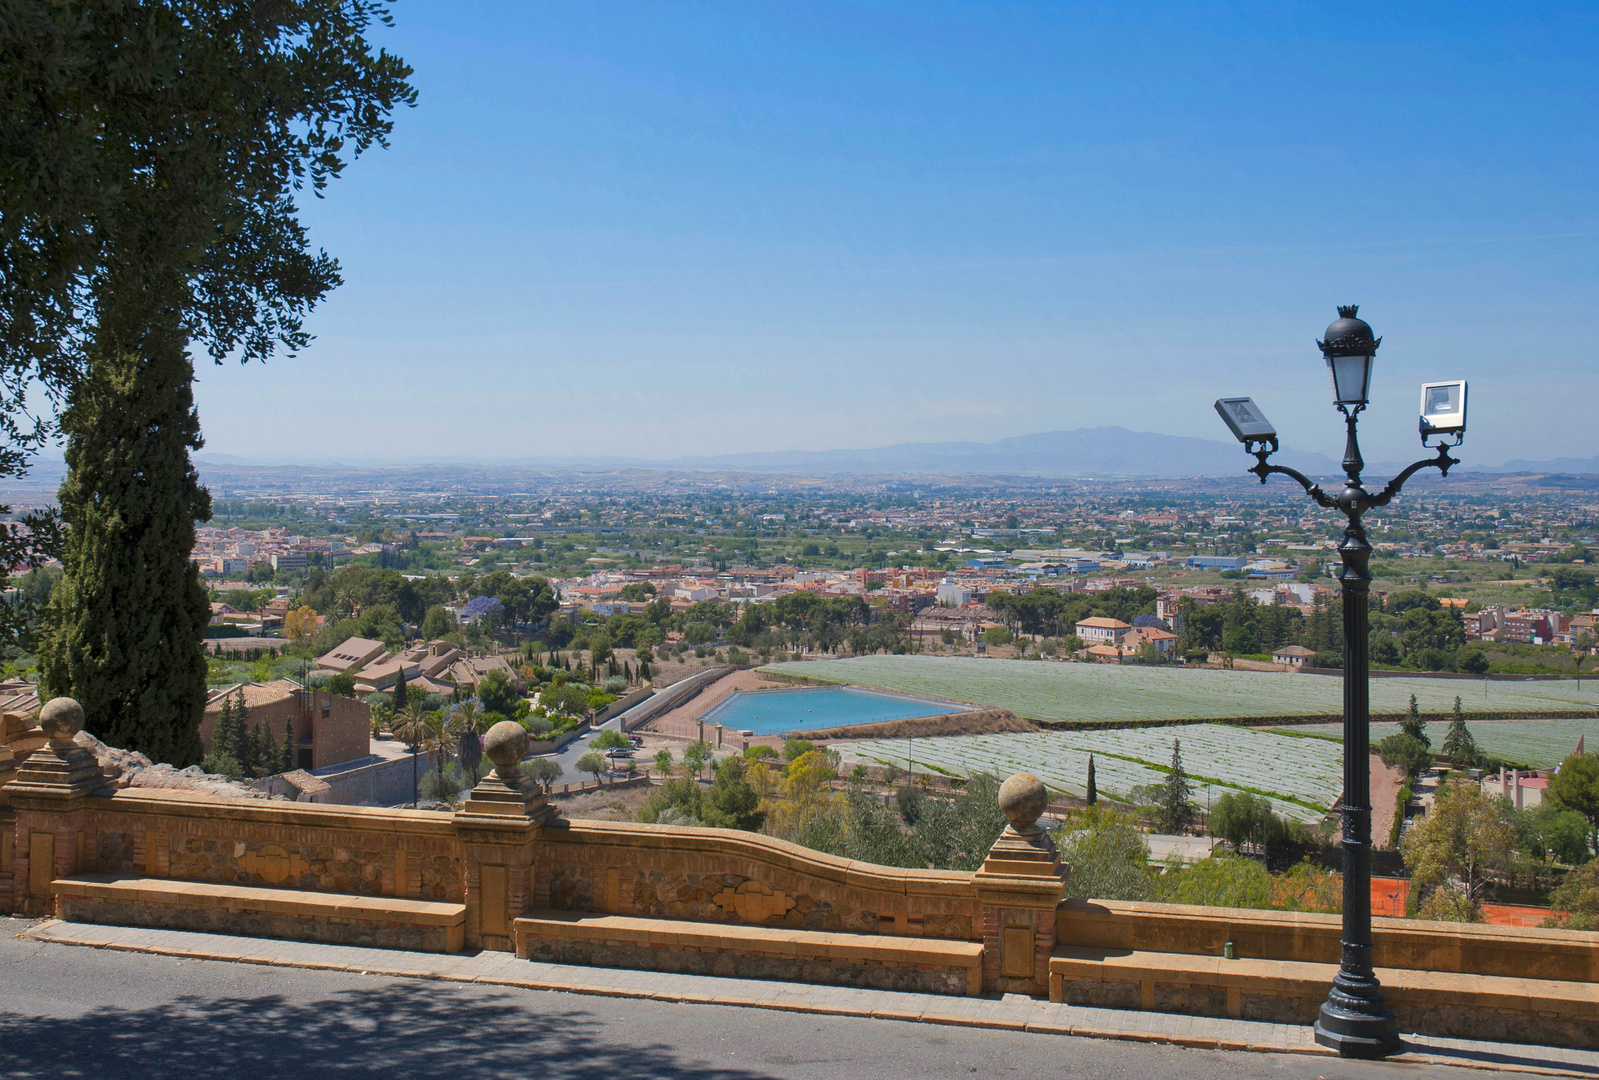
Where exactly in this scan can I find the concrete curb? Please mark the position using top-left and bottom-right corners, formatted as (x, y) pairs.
(21, 920), (1593, 1077)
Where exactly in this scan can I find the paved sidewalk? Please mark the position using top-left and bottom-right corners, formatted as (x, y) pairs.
(24, 919), (1599, 1078)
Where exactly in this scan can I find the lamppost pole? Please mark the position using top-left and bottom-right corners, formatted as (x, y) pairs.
(1215, 306), (1469, 1060)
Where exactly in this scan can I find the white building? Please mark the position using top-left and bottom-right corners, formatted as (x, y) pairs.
(1075, 617), (1132, 645)
(935, 580), (972, 607)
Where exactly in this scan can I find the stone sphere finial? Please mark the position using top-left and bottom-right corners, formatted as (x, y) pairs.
(998, 773), (1049, 832)
(39, 697), (85, 746)
(482, 720), (529, 778)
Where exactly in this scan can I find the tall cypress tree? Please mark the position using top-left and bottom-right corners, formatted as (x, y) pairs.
(11, 3), (415, 768)
(1441, 696), (1478, 769)
(1400, 693), (1428, 746)
(392, 663), (409, 714)
(1086, 754), (1098, 806)
(256, 720), (278, 778)
(213, 691), (236, 763)
(1157, 739), (1195, 834)
(40, 324), (210, 766)
(280, 718), (296, 774)
(235, 688), (257, 773)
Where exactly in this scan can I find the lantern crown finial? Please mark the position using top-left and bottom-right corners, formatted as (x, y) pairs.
(1337, 304), (1359, 319)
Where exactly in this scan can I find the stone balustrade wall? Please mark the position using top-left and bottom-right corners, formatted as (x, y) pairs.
(534, 818), (979, 939)
(47, 790), (464, 903)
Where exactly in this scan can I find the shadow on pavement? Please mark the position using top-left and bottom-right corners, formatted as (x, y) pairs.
(0, 981), (766, 1080)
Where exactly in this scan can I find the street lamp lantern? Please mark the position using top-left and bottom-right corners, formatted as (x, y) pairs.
(1317, 304), (1380, 407)
(1215, 305), (1468, 1061)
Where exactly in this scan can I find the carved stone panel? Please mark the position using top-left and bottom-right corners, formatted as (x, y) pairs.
(241, 844), (309, 885)
(714, 879), (796, 923)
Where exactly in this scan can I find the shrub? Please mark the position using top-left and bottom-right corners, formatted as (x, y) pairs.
(602, 675), (628, 694)
(418, 763), (465, 803)
(1542, 859), (1599, 930)
(201, 753), (244, 782)
(593, 729), (629, 751)
(1390, 781), (1413, 848)
(1208, 791), (1290, 851)
(523, 757), (563, 792)
(1418, 884), (1475, 922)
(1062, 815), (1153, 901)
(1158, 853), (1273, 909)
(477, 669), (522, 717)
(1377, 732), (1433, 777)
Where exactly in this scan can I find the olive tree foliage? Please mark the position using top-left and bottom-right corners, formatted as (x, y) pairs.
(1062, 814), (1154, 901)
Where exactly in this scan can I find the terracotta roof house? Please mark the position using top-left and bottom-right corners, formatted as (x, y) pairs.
(398, 641), (465, 681)
(315, 637), (388, 675)
(1075, 617), (1132, 645)
(447, 653), (523, 692)
(1124, 626), (1178, 657)
(1272, 645), (1317, 668)
(351, 658), (422, 695)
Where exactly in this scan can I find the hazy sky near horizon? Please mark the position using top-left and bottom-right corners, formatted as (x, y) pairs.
(191, 1), (1599, 465)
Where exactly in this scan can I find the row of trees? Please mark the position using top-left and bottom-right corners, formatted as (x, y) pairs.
(203, 690), (293, 782)
(553, 592), (893, 659)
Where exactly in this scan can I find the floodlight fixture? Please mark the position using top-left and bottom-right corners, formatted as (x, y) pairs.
(1317, 305), (1380, 408)
(1419, 380), (1468, 445)
(1214, 397), (1277, 445)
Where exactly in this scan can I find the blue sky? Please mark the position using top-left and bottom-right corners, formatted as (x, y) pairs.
(192, 1), (1599, 465)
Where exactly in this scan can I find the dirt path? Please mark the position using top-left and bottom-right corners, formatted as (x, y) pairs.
(1368, 752), (1404, 851)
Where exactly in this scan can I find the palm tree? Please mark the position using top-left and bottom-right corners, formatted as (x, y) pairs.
(449, 701), (485, 781)
(334, 585), (361, 618)
(391, 706), (431, 807)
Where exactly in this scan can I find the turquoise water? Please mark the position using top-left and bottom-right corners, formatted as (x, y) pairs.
(702, 686), (966, 735)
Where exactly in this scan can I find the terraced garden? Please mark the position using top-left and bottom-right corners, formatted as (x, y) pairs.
(836, 725), (1343, 823)
(761, 656), (1597, 725)
(1280, 717), (1599, 769)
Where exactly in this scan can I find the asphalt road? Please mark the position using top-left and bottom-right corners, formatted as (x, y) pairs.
(0, 919), (1509, 1080)
(545, 711), (629, 786)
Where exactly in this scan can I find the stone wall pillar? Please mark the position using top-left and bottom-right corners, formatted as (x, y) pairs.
(0, 723), (17, 912)
(453, 720), (555, 951)
(972, 773), (1069, 997)
(6, 699), (104, 917)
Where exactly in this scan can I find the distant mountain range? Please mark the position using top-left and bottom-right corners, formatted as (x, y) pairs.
(651, 428), (1352, 478)
(183, 427), (1598, 479)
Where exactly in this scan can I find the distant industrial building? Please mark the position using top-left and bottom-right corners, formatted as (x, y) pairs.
(1185, 556), (1248, 571)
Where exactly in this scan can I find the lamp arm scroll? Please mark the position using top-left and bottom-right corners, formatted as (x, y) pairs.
(1246, 440), (1337, 508)
(1369, 443), (1459, 507)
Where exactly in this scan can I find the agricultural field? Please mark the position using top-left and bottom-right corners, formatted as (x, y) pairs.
(761, 656), (1598, 725)
(836, 724), (1343, 823)
(1280, 718), (1599, 770)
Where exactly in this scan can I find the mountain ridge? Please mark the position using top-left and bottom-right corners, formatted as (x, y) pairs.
(184, 426), (1595, 478)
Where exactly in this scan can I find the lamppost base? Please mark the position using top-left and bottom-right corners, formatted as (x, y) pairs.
(1313, 1004), (1402, 1059)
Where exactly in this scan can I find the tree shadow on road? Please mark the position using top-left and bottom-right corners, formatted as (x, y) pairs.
(0, 981), (765, 1080)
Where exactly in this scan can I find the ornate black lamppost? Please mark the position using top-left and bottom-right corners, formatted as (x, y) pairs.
(1215, 305), (1468, 1060)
